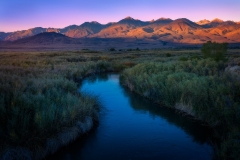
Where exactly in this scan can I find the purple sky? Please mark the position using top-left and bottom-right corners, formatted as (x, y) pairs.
(1, 0), (240, 32)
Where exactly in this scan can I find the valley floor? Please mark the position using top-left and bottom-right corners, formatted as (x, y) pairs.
(0, 48), (239, 159)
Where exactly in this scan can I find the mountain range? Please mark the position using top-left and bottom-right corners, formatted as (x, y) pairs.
(1, 17), (240, 47)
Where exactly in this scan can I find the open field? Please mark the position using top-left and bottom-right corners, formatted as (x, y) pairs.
(0, 48), (240, 159)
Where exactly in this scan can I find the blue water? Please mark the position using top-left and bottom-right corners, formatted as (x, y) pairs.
(48, 74), (214, 160)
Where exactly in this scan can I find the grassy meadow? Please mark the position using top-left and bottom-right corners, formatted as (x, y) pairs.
(0, 48), (240, 159)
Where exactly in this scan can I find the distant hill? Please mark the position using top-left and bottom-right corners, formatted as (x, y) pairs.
(64, 21), (108, 38)
(4, 27), (47, 41)
(92, 17), (150, 38)
(196, 19), (211, 25)
(0, 32), (11, 40)
(10, 32), (79, 45)
(0, 32), (177, 50)
(1, 17), (240, 44)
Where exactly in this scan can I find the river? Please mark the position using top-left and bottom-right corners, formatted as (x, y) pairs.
(47, 74), (214, 160)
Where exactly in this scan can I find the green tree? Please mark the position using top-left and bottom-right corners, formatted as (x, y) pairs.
(201, 41), (228, 61)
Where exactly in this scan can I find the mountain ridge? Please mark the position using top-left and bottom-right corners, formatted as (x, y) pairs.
(1, 17), (240, 44)
(1, 32), (240, 51)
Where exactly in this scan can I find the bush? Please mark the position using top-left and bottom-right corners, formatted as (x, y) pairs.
(201, 41), (228, 61)
(190, 55), (200, 60)
(109, 48), (116, 51)
(179, 56), (188, 61)
(166, 53), (171, 57)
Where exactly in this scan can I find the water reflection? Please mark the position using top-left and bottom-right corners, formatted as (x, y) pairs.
(121, 85), (215, 145)
(47, 74), (214, 160)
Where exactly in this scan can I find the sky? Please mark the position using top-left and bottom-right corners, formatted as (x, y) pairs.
(1, 0), (240, 32)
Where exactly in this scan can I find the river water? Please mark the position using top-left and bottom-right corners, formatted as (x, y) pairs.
(48, 74), (214, 160)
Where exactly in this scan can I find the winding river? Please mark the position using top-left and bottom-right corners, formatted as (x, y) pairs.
(47, 74), (214, 160)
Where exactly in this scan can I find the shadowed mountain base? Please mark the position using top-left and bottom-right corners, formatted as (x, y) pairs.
(1, 32), (239, 51)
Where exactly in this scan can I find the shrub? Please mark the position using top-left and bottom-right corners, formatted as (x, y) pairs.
(109, 48), (115, 51)
(166, 53), (171, 57)
(179, 56), (188, 61)
(201, 41), (228, 61)
(190, 55), (200, 60)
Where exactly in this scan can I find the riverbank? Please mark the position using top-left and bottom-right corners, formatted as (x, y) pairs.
(120, 59), (240, 159)
(0, 60), (113, 159)
(1, 117), (95, 160)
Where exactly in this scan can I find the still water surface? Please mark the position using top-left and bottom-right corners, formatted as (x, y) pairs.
(48, 74), (214, 160)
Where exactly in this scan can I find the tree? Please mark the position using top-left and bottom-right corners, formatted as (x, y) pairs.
(201, 41), (228, 61)
(109, 48), (116, 51)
